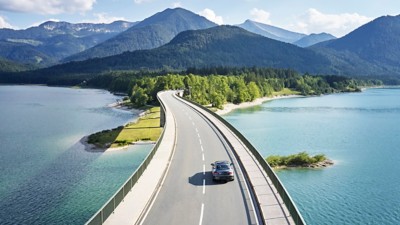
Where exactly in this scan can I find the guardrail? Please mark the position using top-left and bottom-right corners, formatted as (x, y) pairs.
(85, 95), (167, 225)
(185, 98), (306, 225)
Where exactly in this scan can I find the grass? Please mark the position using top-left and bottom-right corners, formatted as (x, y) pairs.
(88, 107), (162, 149)
(272, 88), (301, 96)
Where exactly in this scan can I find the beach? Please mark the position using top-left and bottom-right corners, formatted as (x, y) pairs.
(215, 95), (302, 115)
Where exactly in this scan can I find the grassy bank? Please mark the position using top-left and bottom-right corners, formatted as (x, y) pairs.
(87, 107), (162, 149)
(272, 88), (301, 96)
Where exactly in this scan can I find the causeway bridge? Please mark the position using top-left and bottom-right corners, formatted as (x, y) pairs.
(86, 91), (306, 225)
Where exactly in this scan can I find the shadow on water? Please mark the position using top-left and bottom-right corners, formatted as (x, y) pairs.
(188, 171), (228, 186)
(0, 140), (103, 225)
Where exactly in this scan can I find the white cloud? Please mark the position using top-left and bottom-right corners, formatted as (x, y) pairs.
(172, 2), (182, 8)
(288, 8), (373, 37)
(0, 15), (12, 28)
(199, 8), (223, 25)
(134, 0), (152, 4)
(83, 13), (126, 24)
(0, 0), (96, 14)
(250, 8), (271, 24)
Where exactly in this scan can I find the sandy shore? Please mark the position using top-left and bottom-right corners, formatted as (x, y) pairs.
(80, 135), (155, 152)
(215, 95), (302, 116)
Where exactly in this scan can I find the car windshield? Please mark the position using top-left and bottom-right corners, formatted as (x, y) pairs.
(217, 164), (230, 170)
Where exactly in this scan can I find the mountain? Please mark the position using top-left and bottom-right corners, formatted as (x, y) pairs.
(0, 21), (135, 66)
(0, 57), (32, 72)
(65, 8), (217, 62)
(294, 33), (336, 47)
(237, 20), (306, 43)
(36, 26), (332, 76)
(311, 15), (400, 76)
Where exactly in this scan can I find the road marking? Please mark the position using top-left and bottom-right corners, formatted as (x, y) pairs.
(201, 145), (204, 152)
(199, 203), (204, 225)
(199, 139), (202, 145)
(195, 128), (198, 133)
(202, 153), (205, 161)
(203, 164), (205, 175)
(197, 133), (200, 138)
(203, 179), (206, 194)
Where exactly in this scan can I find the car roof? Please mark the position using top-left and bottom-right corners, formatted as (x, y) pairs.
(214, 160), (230, 165)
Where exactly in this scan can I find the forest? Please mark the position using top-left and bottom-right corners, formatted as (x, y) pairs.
(83, 67), (383, 108)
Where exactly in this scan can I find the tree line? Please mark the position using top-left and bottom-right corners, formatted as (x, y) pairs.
(83, 67), (382, 108)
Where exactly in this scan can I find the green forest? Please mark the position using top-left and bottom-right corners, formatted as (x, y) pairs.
(82, 67), (382, 108)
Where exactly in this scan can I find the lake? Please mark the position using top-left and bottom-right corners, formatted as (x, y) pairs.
(223, 88), (400, 225)
(0, 85), (152, 225)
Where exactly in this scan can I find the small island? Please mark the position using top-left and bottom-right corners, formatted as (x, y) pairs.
(266, 152), (333, 169)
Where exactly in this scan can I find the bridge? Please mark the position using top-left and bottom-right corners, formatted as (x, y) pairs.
(86, 91), (305, 225)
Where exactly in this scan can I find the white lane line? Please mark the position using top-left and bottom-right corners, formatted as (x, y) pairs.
(202, 153), (205, 161)
(197, 133), (200, 138)
(203, 179), (206, 194)
(201, 145), (204, 152)
(199, 203), (204, 225)
(203, 164), (205, 175)
(195, 128), (198, 133)
(199, 139), (202, 145)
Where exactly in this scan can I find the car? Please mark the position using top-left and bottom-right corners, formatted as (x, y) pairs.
(211, 160), (234, 182)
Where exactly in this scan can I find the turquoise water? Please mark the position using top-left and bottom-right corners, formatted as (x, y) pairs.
(223, 88), (400, 225)
(0, 86), (152, 224)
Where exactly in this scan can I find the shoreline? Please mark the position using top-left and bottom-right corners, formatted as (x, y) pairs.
(215, 95), (302, 116)
(80, 135), (155, 152)
(82, 100), (150, 152)
(272, 159), (334, 170)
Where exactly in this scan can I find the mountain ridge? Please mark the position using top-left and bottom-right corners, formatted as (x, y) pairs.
(0, 20), (135, 66)
(65, 8), (217, 62)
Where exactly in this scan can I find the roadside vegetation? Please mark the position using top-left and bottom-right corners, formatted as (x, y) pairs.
(266, 152), (332, 168)
(87, 107), (162, 149)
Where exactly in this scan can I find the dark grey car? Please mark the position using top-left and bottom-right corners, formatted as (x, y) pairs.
(211, 160), (234, 182)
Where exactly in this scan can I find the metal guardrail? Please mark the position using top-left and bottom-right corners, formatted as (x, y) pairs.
(85, 95), (167, 225)
(185, 99), (306, 225)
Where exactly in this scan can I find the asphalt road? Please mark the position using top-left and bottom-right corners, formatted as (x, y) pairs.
(141, 91), (253, 225)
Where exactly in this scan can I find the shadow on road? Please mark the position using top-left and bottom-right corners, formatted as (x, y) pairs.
(188, 171), (229, 186)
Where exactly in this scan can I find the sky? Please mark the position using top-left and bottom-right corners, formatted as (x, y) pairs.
(0, 0), (399, 37)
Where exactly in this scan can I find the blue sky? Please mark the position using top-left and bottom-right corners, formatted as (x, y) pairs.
(0, 0), (399, 37)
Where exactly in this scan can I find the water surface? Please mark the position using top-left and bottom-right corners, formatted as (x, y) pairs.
(0, 86), (152, 224)
(223, 88), (400, 224)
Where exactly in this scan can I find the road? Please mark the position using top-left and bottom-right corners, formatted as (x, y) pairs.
(141, 91), (254, 225)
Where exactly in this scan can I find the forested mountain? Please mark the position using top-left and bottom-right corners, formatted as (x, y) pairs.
(0, 57), (32, 72)
(294, 33), (336, 47)
(311, 15), (400, 77)
(65, 8), (217, 62)
(36, 25), (332, 76)
(237, 20), (306, 43)
(0, 21), (135, 66)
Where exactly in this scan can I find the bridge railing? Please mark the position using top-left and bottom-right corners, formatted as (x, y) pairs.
(185, 98), (306, 225)
(85, 94), (167, 225)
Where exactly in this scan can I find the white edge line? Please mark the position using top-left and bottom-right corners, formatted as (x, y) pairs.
(138, 94), (178, 225)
